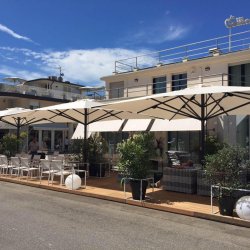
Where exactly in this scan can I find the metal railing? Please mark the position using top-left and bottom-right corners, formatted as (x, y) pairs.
(114, 30), (250, 73)
(0, 73), (249, 102)
(0, 83), (106, 101)
(104, 73), (250, 100)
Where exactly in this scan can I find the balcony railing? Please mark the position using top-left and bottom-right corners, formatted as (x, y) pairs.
(0, 73), (248, 102)
(114, 30), (250, 73)
(104, 73), (250, 100)
(0, 83), (105, 101)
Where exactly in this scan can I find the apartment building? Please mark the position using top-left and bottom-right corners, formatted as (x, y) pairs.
(101, 30), (250, 161)
(0, 75), (100, 152)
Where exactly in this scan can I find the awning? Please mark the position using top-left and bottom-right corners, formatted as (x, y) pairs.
(71, 124), (91, 139)
(32, 123), (69, 130)
(89, 120), (124, 132)
(122, 119), (152, 131)
(150, 118), (201, 131)
(71, 120), (124, 139)
(72, 118), (201, 139)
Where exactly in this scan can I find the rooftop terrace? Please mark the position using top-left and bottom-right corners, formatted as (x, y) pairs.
(114, 30), (250, 74)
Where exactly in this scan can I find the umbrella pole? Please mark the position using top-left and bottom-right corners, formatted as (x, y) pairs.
(83, 108), (88, 167)
(201, 119), (205, 166)
(16, 117), (21, 153)
(201, 94), (205, 166)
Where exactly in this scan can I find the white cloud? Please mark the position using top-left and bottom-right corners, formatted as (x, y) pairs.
(0, 65), (43, 80)
(0, 47), (156, 84)
(132, 24), (189, 45)
(0, 23), (35, 43)
(41, 48), (155, 83)
(122, 19), (190, 45)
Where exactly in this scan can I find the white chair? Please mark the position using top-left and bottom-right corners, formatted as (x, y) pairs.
(39, 159), (59, 184)
(53, 155), (65, 163)
(50, 160), (72, 185)
(20, 157), (38, 180)
(0, 155), (11, 175)
(31, 154), (41, 169)
(10, 157), (21, 177)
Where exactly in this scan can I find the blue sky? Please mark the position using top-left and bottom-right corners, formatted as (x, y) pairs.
(0, 0), (249, 86)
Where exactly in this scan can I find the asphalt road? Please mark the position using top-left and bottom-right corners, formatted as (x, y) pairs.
(0, 182), (249, 250)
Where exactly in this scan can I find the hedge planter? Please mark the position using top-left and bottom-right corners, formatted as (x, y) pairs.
(130, 179), (148, 200)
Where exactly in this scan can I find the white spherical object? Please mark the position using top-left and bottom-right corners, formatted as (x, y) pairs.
(235, 196), (250, 221)
(65, 174), (81, 190)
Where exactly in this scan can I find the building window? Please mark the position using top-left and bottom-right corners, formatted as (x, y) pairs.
(168, 131), (200, 162)
(153, 76), (166, 94)
(109, 81), (124, 99)
(229, 63), (250, 86)
(236, 116), (249, 151)
(229, 63), (250, 152)
(172, 73), (187, 91)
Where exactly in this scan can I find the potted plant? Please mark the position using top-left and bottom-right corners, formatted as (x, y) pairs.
(88, 134), (108, 177)
(0, 132), (27, 158)
(117, 132), (155, 200)
(69, 134), (108, 177)
(205, 145), (249, 216)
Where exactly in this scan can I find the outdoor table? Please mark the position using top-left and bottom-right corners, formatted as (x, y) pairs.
(123, 177), (154, 202)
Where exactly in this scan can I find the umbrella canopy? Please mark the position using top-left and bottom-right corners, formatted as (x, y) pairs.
(5, 99), (155, 161)
(3, 77), (26, 84)
(0, 107), (44, 128)
(0, 107), (38, 151)
(4, 99), (154, 126)
(100, 85), (250, 162)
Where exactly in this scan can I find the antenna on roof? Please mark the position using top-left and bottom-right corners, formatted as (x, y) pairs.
(57, 66), (64, 82)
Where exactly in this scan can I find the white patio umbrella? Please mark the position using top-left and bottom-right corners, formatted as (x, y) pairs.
(5, 99), (156, 160)
(0, 107), (42, 151)
(0, 107), (46, 128)
(3, 77), (26, 84)
(100, 85), (250, 162)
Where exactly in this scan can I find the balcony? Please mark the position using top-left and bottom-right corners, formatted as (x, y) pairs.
(114, 30), (250, 73)
(104, 73), (231, 100)
(0, 83), (104, 101)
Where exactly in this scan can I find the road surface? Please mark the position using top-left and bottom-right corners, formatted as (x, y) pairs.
(0, 181), (249, 250)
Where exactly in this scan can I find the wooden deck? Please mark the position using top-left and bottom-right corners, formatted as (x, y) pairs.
(0, 173), (249, 228)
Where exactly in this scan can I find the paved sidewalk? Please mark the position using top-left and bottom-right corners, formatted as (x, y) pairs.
(0, 173), (249, 228)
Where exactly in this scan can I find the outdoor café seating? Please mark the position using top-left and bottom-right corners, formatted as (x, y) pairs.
(50, 159), (72, 185)
(10, 157), (21, 177)
(0, 155), (11, 175)
(39, 159), (59, 184)
(20, 157), (39, 180)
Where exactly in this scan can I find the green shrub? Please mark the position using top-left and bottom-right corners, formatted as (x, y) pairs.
(0, 131), (27, 158)
(117, 133), (155, 179)
(205, 145), (249, 191)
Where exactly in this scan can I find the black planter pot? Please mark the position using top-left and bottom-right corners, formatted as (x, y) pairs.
(77, 163), (88, 178)
(89, 163), (106, 177)
(218, 196), (235, 216)
(89, 164), (97, 176)
(129, 179), (148, 200)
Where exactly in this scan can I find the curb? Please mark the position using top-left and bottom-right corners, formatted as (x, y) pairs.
(1, 177), (249, 228)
